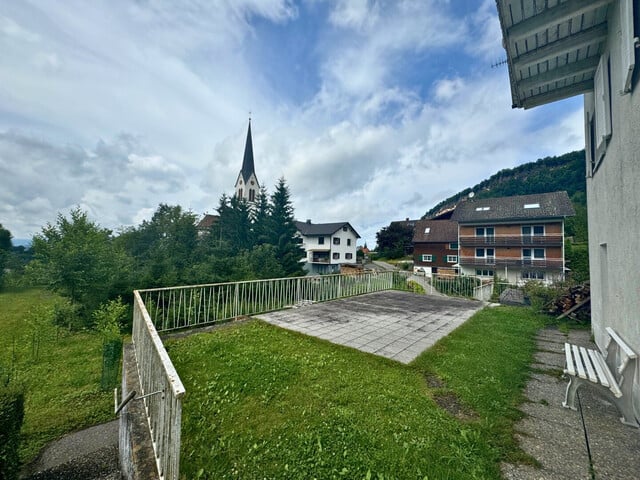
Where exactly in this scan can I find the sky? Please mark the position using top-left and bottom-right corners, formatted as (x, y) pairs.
(0, 0), (585, 247)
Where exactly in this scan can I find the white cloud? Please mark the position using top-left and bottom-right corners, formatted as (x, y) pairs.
(0, 1), (586, 249)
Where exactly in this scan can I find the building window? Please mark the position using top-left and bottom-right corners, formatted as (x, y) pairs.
(333, 237), (340, 245)
(238, 188), (243, 198)
(421, 254), (433, 262)
(345, 253), (353, 260)
(475, 227), (495, 241)
(342, 226), (348, 232)
(522, 225), (544, 237)
(446, 255), (458, 263)
(522, 248), (545, 262)
(347, 239), (351, 246)
(318, 237), (325, 245)
(332, 252), (340, 260)
(522, 271), (545, 280)
(449, 242), (458, 250)
(476, 269), (494, 277)
(475, 248), (495, 257)
(249, 189), (255, 202)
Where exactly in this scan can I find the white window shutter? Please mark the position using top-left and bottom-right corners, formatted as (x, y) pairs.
(594, 54), (612, 154)
(620, 0), (636, 93)
(584, 92), (595, 174)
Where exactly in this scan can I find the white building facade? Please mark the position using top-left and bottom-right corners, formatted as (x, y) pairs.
(496, 0), (640, 423)
(294, 221), (360, 275)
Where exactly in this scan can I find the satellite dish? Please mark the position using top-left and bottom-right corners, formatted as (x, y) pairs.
(468, 192), (475, 199)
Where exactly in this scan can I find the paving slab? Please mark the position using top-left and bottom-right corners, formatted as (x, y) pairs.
(257, 290), (483, 364)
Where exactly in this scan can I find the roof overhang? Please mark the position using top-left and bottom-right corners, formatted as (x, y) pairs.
(496, 0), (613, 109)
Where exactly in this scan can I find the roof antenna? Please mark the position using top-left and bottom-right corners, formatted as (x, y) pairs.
(491, 58), (507, 68)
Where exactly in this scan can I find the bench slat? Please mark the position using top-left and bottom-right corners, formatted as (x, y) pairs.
(588, 348), (611, 388)
(580, 346), (598, 383)
(564, 343), (576, 376)
(605, 327), (637, 358)
(593, 353), (623, 398)
(572, 344), (586, 379)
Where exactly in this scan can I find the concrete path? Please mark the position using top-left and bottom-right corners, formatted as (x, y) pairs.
(21, 420), (121, 480)
(501, 328), (640, 479)
(258, 290), (483, 364)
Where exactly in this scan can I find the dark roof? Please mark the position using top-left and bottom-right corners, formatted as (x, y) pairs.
(452, 191), (575, 223)
(240, 120), (257, 184)
(197, 214), (219, 230)
(295, 221), (361, 238)
(413, 219), (458, 243)
(390, 219), (418, 229)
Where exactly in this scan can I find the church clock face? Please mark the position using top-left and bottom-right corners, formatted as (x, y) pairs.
(251, 181), (255, 185)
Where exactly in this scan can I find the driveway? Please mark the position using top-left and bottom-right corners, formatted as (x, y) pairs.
(257, 290), (483, 363)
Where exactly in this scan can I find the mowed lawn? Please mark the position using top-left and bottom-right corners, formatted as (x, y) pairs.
(167, 306), (546, 479)
(0, 289), (114, 462)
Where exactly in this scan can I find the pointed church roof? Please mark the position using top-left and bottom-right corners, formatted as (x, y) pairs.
(240, 120), (256, 183)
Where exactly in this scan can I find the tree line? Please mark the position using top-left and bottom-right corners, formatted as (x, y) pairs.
(1, 178), (305, 329)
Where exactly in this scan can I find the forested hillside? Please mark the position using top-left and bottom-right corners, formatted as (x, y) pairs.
(424, 150), (586, 217)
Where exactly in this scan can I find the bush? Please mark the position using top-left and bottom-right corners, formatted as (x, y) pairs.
(0, 382), (25, 480)
(93, 298), (125, 390)
(51, 300), (82, 330)
(406, 281), (425, 294)
(522, 281), (564, 312)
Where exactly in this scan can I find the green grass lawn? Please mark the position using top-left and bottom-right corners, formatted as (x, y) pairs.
(0, 289), (114, 463)
(167, 306), (547, 479)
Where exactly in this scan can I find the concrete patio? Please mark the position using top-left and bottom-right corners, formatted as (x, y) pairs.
(258, 289), (483, 363)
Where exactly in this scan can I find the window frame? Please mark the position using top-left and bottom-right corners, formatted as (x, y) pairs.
(333, 237), (340, 245)
(421, 254), (433, 262)
(446, 255), (458, 263)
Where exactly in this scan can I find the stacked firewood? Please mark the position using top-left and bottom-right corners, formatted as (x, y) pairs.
(549, 283), (591, 321)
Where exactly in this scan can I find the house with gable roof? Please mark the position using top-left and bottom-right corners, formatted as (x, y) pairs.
(294, 220), (360, 275)
(412, 219), (459, 277)
(452, 191), (575, 284)
(495, 0), (640, 419)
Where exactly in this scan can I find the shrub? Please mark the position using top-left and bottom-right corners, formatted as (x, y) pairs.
(522, 281), (563, 312)
(406, 280), (425, 294)
(51, 300), (82, 330)
(93, 298), (125, 390)
(0, 382), (25, 480)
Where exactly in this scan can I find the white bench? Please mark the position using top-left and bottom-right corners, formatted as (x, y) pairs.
(563, 327), (638, 427)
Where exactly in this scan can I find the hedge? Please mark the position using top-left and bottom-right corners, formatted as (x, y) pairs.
(0, 384), (25, 480)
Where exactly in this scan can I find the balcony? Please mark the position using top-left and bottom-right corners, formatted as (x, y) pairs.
(459, 256), (564, 269)
(459, 234), (563, 247)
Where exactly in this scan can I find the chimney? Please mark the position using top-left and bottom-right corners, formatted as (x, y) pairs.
(306, 219), (311, 224)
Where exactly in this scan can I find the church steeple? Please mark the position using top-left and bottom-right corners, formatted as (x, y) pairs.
(235, 118), (260, 202)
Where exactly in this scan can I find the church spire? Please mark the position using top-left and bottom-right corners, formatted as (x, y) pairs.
(240, 118), (255, 183)
(234, 117), (260, 202)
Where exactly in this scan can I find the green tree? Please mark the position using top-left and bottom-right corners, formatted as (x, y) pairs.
(251, 186), (270, 246)
(0, 224), (12, 289)
(216, 195), (253, 252)
(117, 204), (198, 288)
(31, 208), (123, 322)
(267, 178), (305, 276)
(375, 222), (414, 259)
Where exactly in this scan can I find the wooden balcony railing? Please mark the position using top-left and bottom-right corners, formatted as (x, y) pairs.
(458, 256), (564, 269)
(459, 234), (564, 246)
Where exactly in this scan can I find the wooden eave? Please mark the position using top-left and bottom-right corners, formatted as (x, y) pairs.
(496, 0), (613, 109)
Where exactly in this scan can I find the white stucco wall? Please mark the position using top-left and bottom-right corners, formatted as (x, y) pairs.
(584, 1), (640, 419)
